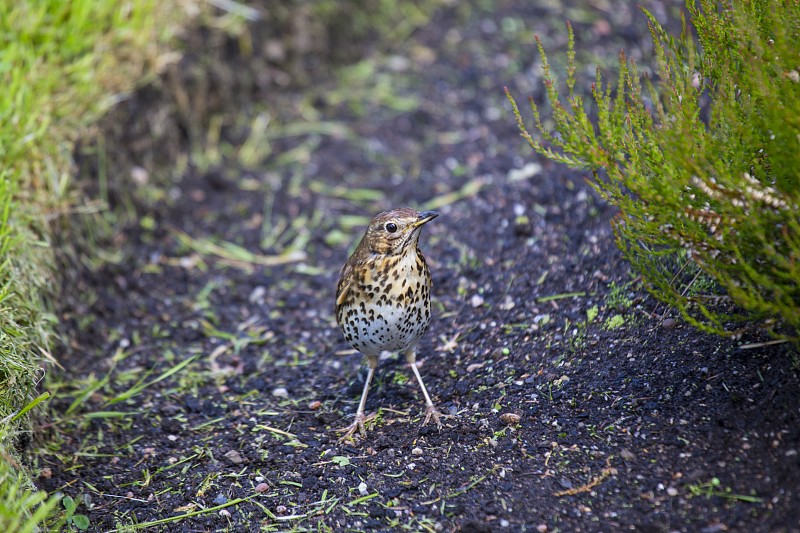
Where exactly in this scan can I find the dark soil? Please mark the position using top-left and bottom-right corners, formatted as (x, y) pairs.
(39, 1), (799, 532)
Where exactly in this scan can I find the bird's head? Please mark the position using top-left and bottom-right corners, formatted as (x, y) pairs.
(359, 207), (439, 256)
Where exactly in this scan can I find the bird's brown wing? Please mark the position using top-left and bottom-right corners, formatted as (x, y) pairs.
(335, 263), (352, 308)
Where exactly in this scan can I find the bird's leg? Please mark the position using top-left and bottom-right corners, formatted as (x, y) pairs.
(405, 349), (443, 429)
(338, 356), (377, 442)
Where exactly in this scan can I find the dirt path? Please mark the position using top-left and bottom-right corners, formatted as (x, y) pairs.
(41, 1), (799, 531)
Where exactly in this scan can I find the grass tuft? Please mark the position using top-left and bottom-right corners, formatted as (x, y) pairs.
(0, 0), (188, 526)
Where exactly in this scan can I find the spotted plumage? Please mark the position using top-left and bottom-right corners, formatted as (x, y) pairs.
(335, 207), (441, 441)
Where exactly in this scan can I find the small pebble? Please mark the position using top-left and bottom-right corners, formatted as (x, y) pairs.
(130, 166), (150, 186)
(358, 482), (368, 496)
(667, 487), (678, 497)
(224, 449), (244, 464)
(412, 447), (424, 456)
(537, 524), (548, 532)
(309, 400), (322, 410)
(500, 412), (521, 425)
(619, 449), (636, 461)
(255, 483), (269, 493)
(219, 509), (231, 518)
(272, 387), (289, 399)
(500, 519), (510, 527)
(661, 318), (678, 329)
(470, 294), (485, 307)
(249, 286), (267, 304)
(212, 494), (227, 505)
(276, 505), (287, 515)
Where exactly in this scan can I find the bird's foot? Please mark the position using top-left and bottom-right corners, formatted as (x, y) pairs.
(337, 411), (373, 443)
(421, 404), (443, 430)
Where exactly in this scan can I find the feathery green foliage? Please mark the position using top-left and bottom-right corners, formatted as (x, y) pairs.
(506, 0), (800, 342)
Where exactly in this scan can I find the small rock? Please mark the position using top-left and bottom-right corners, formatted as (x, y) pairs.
(255, 483), (269, 493)
(272, 387), (289, 399)
(130, 166), (149, 186)
(309, 400), (322, 410)
(661, 318), (678, 329)
(500, 412), (521, 425)
(412, 447), (424, 456)
(219, 509), (231, 518)
(276, 505), (287, 515)
(249, 286), (267, 304)
(701, 524), (729, 533)
(667, 487), (678, 497)
(40, 468), (52, 479)
(358, 482), (368, 496)
(212, 494), (227, 505)
(470, 294), (485, 307)
(224, 449), (244, 464)
(499, 295), (516, 310)
(619, 449), (636, 461)
(537, 525), (548, 533)
(500, 519), (510, 527)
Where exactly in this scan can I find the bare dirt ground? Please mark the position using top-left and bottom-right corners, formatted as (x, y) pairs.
(36, 0), (799, 531)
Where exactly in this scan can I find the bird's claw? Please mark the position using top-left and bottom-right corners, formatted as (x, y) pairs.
(422, 404), (443, 430)
(337, 412), (369, 443)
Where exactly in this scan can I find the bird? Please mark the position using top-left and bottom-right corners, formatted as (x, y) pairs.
(335, 207), (442, 441)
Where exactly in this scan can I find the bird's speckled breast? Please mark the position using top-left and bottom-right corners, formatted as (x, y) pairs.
(337, 247), (432, 355)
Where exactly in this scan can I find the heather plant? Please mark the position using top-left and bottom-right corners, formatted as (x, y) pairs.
(506, 0), (800, 343)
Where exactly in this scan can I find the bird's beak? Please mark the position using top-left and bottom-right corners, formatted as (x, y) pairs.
(413, 210), (439, 227)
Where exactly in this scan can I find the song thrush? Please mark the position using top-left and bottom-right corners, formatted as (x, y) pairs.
(335, 207), (442, 440)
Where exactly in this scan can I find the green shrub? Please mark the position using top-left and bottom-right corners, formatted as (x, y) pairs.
(506, 0), (800, 343)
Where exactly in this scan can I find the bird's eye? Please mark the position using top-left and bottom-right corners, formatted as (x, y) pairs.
(385, 222), (398, 233)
